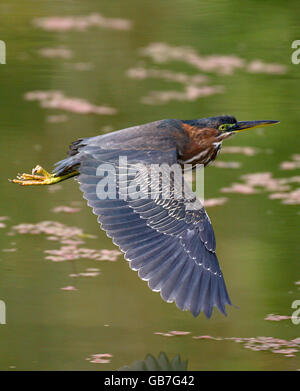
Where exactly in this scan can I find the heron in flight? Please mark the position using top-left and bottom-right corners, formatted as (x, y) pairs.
(11, 116), (279, 318)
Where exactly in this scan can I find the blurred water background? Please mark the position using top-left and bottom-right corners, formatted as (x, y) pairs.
(0, 0), (299, 370)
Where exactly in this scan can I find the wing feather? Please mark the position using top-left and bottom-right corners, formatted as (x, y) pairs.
(74, 146), (231, 317)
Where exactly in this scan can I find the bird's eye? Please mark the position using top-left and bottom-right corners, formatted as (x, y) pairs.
(218, 124), (231, 132)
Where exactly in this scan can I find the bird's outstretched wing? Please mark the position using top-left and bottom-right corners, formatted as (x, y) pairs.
(75, 146), (231, 318)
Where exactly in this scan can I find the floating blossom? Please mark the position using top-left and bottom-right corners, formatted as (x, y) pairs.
(269, 189), (300, 205)
(247, 60), (287, 74)
(221, 146), (258, 156)
(141, 43), (286, 75)
(61, 286), (77, 291)
(193, 335), (300, 357)
(272, 349), (298, 355)
(203, 198), (228, 207)
(154, 330), (191, 337)
(242, 173), (290, 192)
(221, 172), (300, 204)
(12, 221), (84, 242)
(264, 314), (291, 321)
(97, 249), (121, 261)
(135, 43), (286, 106)
(168, 331), (191, 336)
(45, 246), (121, 262)
(77, 272), (100, 277)
(52, 206), (81, 214)
(87, 353), (113, 364)
(280, 154), (300, 170)
(33, 14), (132, 32)
(141, 43), (245, 75)
(38, 47), (73, 59)
(142, 85), (223, 104)
(69, 268), (101, 278)
(24, 91), (116, 115)
(128, 63), (221, 105)
(193, 335), (222, 340)
(221, 183), (258, 194)
(0, 222), (6, 228)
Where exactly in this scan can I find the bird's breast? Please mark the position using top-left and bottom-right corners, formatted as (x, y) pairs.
(178, 144), (221, 167)
(178, 124), (219, 167)
(178, 123), (233, 167)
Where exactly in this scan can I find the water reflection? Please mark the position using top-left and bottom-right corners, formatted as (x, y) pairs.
(118, 352), (188, 371)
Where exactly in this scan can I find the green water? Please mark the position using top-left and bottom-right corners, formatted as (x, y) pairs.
(0, 0), (299, 371)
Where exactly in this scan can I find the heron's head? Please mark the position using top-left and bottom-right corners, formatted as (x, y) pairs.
(193, 115), (279, 136)
(179, 115), (280, 166)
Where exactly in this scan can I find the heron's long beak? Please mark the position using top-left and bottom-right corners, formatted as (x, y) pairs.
(231, 120), (279, 132)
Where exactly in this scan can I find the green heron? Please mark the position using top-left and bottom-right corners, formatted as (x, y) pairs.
(11, 116), (279, 318)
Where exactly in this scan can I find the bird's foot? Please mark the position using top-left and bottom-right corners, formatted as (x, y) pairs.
(9, 165), (72, 186)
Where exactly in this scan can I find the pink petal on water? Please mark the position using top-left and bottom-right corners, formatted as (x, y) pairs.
(141, 43), (245, 74)
(61, 286), (77, 291)
(154, 332), (174, 337)
(92, 353), (112, 358)
(291, 338), (300, 343)
(221, 183), (258, 194)
(33, 14), (132, 32)
(280, 162), (299, 170)
(141, 85), (223, 105)
(45, 245), (120, 262)
(280, 155), (300, 170)
(169, 331), (191, 336)
(264, 314), (291, 321)
(52, 206), (81, 213)
(24, 90), (116, 115)
(272, 349), (298, 355)
(247, 60), (287, 74)
(192, 335), (300, 357)
(90, 359), (111, 364)
(79, 272), (100, 277)
(87, 353), (113, 364)
(203, 198), (228, 207)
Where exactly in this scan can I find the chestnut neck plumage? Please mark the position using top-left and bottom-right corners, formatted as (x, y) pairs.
(178, 123), (233, 167)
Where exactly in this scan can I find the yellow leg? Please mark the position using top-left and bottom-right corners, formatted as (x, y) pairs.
(9, 165), (78, 186)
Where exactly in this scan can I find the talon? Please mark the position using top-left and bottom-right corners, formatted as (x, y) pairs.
(10, 164), (78, 186)
(19, 173), (45, 181)
(32, 166), (41, 175)
(32, 165), (51, 178)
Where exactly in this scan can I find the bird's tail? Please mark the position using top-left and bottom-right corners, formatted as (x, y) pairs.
(52, 138), (87, 177)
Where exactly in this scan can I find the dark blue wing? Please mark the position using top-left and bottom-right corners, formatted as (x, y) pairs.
(76, 147), (231, 318)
